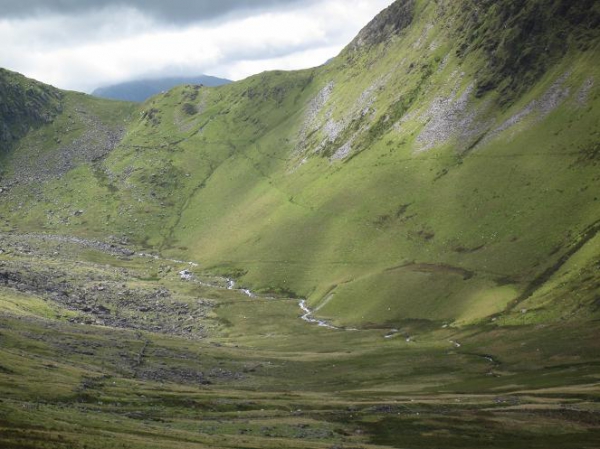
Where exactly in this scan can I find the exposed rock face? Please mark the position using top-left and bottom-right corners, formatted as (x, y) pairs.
(348, 0), (415, 49)
(455, 0), (600, 101)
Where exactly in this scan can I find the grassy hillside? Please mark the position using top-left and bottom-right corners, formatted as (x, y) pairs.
(1, 0), (599, 331)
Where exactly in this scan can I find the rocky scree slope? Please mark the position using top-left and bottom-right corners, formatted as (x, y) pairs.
(0, 77), (136, 229)
(1, 0), (600, 329)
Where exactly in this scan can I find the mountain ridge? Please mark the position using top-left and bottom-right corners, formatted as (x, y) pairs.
(92, 74), (232, 102)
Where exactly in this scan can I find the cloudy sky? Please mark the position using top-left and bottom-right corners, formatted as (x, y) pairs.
(0, 0), (393, 92)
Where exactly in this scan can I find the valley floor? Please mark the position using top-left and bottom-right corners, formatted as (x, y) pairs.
(1, 233), (600, 449)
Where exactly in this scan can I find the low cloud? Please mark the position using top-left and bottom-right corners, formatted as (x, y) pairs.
(0, 0), (394, 92)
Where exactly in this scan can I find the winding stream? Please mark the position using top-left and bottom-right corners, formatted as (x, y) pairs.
(18, 237), (365, 332)
(299, 300), (341, 330)
(153, 257), (357, 332)
(5, 233), (369, 333)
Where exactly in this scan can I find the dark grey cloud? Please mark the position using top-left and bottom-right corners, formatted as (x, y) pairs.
(0, 0), (315, 24)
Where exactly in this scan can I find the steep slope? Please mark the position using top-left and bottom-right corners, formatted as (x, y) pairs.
(0, 71), (137, 231)
(0, 69), (62, 154)
(1, 0), (599, 329)
(92, 75), (232, 102)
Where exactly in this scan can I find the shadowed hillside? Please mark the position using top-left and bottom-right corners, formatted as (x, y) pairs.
(0, 69), (63, 154)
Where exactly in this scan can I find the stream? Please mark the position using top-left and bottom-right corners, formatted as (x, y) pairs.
(143, 254), (361, 332)
(165, 257), (342, 330)
(5, 233), (383, 334)
(299, 300), (341, 330)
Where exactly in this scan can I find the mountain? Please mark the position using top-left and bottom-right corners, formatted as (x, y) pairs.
(4, 0), (596, 329)
(1, 1), (600, 447)
(91, 74), (232, 102)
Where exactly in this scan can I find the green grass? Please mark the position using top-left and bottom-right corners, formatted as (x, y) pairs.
(0, 236), (599, 448)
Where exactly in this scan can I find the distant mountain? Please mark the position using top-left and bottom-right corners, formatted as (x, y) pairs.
(92, 75), (232, 102)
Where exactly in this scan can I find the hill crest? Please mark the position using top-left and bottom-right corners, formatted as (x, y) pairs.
(92, 74), (232, 102)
